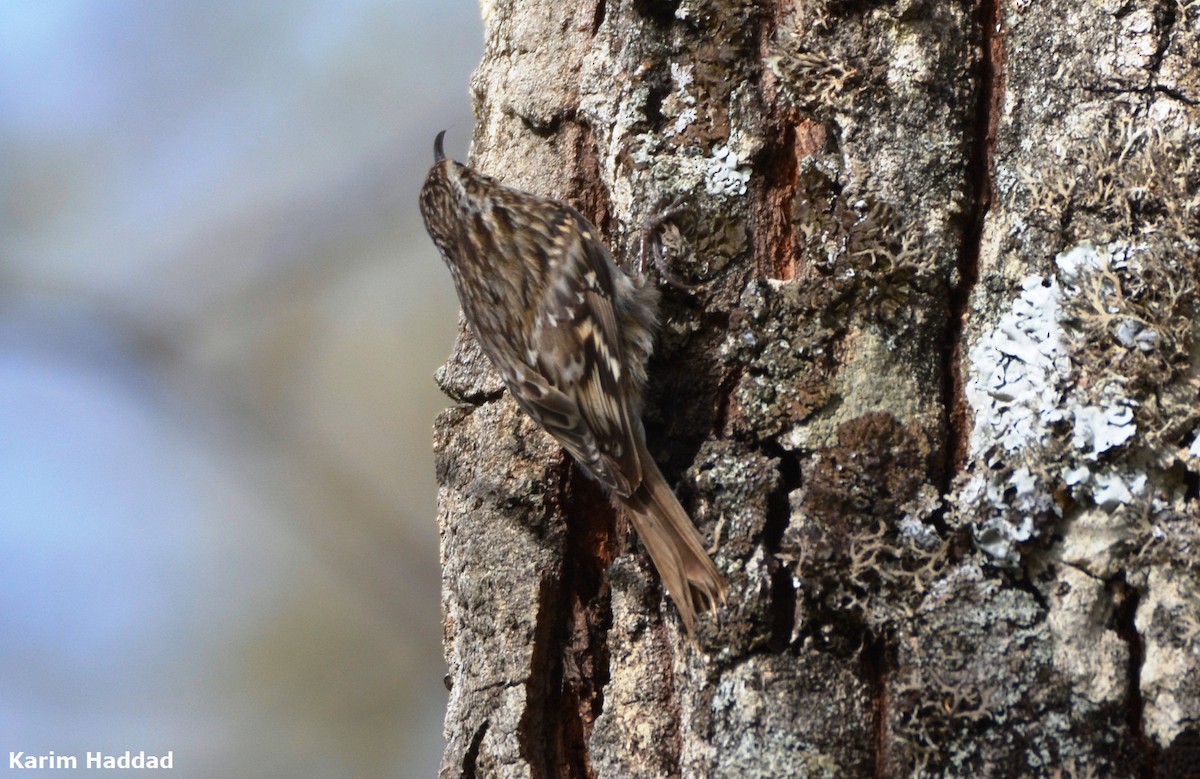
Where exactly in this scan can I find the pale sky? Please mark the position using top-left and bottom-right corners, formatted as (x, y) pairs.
(0, 3), (482, 776)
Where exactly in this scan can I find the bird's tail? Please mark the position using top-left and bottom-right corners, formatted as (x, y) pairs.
(621, 446), (726, 634)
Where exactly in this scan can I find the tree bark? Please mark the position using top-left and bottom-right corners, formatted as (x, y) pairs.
(432, 1), (1200, 777)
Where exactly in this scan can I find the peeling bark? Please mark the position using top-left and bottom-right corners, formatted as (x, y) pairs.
(434, 1), (1200, 777)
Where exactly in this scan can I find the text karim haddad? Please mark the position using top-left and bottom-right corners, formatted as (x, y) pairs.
(10, 750), (174, 769)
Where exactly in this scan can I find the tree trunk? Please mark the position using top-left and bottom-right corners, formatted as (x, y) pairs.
(432, 1), (1200, 777)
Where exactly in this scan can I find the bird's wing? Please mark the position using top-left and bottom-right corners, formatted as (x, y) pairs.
(509, 217), (644, 498)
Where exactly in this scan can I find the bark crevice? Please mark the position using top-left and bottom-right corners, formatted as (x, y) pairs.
(518, 570), (570, 779)
(943, 0), (1005, 480)
(559, 466), (616, 779)
(1112, 575), (1154, 778)
(763, 444), (801, 650)
(462, 721), (488, 779)
(754, 121), (799, 282)
(863, 634), (890, 779)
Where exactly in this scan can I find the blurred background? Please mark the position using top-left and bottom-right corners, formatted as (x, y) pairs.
(1, 2), (481, 776)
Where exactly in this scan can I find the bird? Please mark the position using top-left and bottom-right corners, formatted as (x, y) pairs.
(419, 131), (726, 633)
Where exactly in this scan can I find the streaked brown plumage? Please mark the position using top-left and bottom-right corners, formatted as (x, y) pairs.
(419, 131), (725, 633)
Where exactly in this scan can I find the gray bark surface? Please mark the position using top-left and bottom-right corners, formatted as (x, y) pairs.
(433, 1), (1200, 777)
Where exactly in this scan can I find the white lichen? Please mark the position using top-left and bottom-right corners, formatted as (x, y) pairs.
(962, 467), (1046, 566)
(965, 272), (1070, 457)
(669, 62), (695, 96)
(898, 485), (944, 551)
(705, 145), (750, 198)
(672, 107), (697, 137)
(1113, 318), (1160, 352)
(963, 241), (1151, 564)
(1070, 382), (1137, 460)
